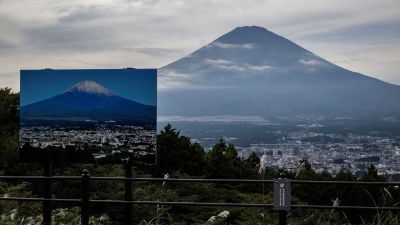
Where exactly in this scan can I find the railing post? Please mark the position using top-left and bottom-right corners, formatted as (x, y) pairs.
(274, 172), (290, 225)
(279, 211), (287, 225)
(81, 169), (90, 225)
(124, 158), (133, 225)
(43, 161), (53, 225)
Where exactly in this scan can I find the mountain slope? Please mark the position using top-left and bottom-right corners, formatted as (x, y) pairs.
(158, 26), (400, 120)
(21, 80), (156, 122)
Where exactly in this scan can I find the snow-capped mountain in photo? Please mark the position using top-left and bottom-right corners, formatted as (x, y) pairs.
(21, 80), (156, 122)
(62, 80), (115, 96)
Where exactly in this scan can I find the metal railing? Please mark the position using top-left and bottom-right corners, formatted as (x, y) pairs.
(1, 172), (400, 225)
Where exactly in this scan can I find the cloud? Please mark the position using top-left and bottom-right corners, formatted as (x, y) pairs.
(0, 0), (399, 90)
(245, 64), (272, 71)
(158, 69), (203, 90)
(0, 39), (15, 50)
(298, 59), (323, 66)
(211, 42), (255, 49)
(203, 58), (234, 65)
(158, 67), (258, 91)
(57, 5), (108, 24)
(204, 58), (273, 72)
(204, 58), (245, 71)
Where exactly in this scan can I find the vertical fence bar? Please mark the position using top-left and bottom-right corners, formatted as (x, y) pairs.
(124, 158), (133, 225)
(275, 172), (289, 225)
(278, 211), (287, 225)
(43, 161), (53, 225)
(81, 169), (90, 225)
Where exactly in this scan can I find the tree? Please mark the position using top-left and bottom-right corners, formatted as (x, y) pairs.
(205, 138), (230, 178)
(0, 88), (19, 174)
(205, 138), (255, 179)
(361, 164), (384, 182)
(157, 124), (206, 176)
(245, 152), (260, 169)
(295, 158), (314, 179)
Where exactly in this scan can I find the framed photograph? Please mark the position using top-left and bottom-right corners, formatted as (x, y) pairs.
(19, 69), (157, 164)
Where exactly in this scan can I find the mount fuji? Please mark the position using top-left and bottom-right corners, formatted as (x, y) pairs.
(158, 26), (400, 121)
(21, 80), (156, 122)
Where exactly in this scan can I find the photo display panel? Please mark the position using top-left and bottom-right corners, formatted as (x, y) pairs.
(19, 69), (157, 164)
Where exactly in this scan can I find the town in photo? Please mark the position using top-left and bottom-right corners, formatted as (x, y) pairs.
(19, 69), (157, 164)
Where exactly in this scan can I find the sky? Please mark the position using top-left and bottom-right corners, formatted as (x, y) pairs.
(20, 69), (157, 106)
(1, 0), (399, 91)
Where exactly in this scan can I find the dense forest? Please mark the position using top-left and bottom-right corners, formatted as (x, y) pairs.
(0, 88), (400, 225)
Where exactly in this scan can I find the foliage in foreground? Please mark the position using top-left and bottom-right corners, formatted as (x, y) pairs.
(0, 207), (111, 225)
(0, 88), (400, 224)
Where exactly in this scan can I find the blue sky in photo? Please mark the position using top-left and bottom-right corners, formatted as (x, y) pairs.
(20, 69), (157, 106)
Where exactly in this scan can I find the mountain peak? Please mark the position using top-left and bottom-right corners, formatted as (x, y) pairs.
(163, 25), (313, 71)
(233, 26), (270, 32)
(62, 80), (115, 96)
(215, 25), (284, 45)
